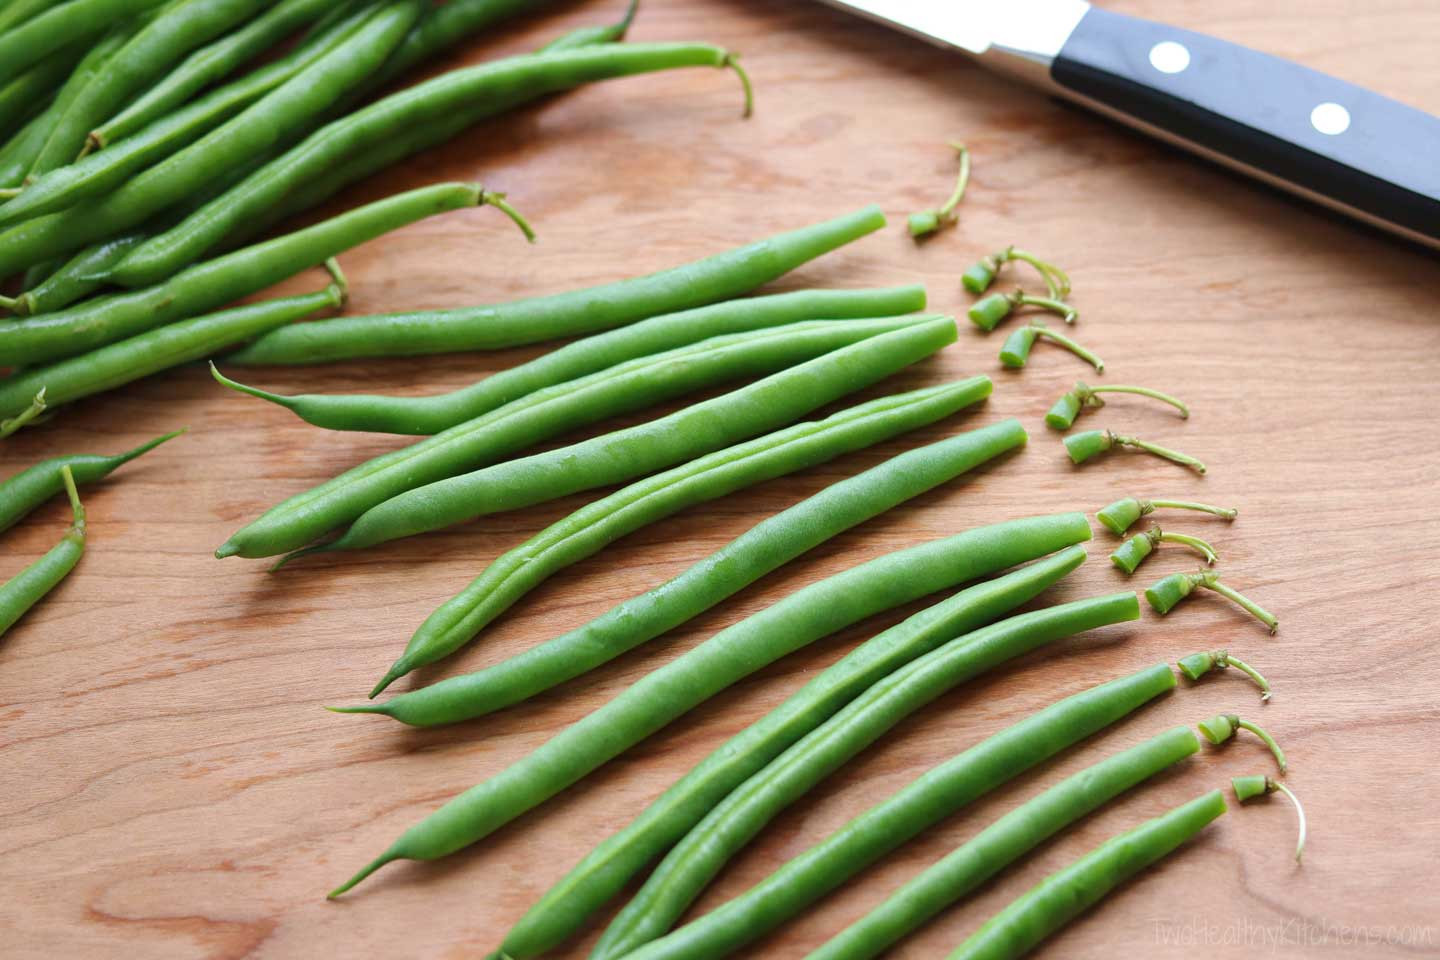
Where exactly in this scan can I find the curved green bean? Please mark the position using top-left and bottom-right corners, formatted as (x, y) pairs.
(0, 465), (85, 637)
(0, 286), (341, 420)
(223, 286), (927, 433)
(616, 664), (1179, 960)
(111, 41), (752, 286)
(496, 543), (1091, 959)
(0, 0), (160, 90)
(226, 205), (889, 364)
(353, 408), (1016, 701)
(0, 429), (181, 534)
(0, 181), (514, 367)
(947, 790), (1226, 960)
(807, 726), (1200, 960)
(328, 514), (1095, 898)
(596, 593), (1143, 958)
(292, 319), (958, 558)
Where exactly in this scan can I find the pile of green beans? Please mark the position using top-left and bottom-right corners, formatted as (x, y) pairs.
(594, 593), (1142, 958)
(225, 317), (958, 561)
(0, 466), (86, 637)
(224, 286), (927, 434)
(356, 409), (1016, 700)
(328, 514), (1096, 897)
(808, 725), (1202, 960)
(615, 664), (1178, 960)
(947, 790), (1226, 960)
(227, 205), (890, 364)
(497, 544), (1091, 958)
(0, 430), (181, 534)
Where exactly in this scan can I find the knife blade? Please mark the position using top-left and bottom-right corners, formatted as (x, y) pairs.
(819, 0), (1440, 251)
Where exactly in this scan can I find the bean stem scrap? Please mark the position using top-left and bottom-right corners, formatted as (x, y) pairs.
(1176, 650), (1271, 701)
(908, 142), (969, 238)
(1233, 776), (1307, 862)
(1064, 429), (1206, 473)
(1145, 570), (1277, 632)
(1198, 713), (1287, 773)
(1000, 322), (1102, 371)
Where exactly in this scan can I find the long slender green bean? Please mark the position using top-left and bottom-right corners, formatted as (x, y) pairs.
(596, 593), (1143, 958)
(0, 0), (161, 90)
(0, 430), (181, 534)
(0, 465), (85, 637)
(612, 664), (1179, 960)
(222, 286), (927, 433)
(4, 232), (145, 316)
(496, 544), (1091, 958)
(0, 44), (86, 135)
(946, 790), (1226, 960)
(355, 411), (1020, 701)
(226, 206), (889, 364)
(373, 0), (562, 87)
(289, 319), (959, 558)
(0, 181), (516, 367)
(328, 515), (1096, 898)
(0, 0), (65, 34)
(807, 726), (1201, 960)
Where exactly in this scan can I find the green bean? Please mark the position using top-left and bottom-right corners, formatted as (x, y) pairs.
(1044, 381), (1189, 431)
(0, 43), (86, 135)
(0, 1), (423, 274)
(1110, 524), (1218, 574)
(110, 42), (752, 288)
(218, 315), (946, 562)
(0, 181), (517, 367)
(997, 322), (1103, 372)
(947, 790), (1225, 960)
(496, 542), (1091, 958)
(1145, 570), (1277, 633)
(228, 286), (927, 433)
(4, 232), (145, 316)
(354, 410), (1017, 701)
(373, 0), (562, 87)
(226, 205), (888, 365)
(596, 593), (1142, 958)
(0, 465), (85, 637)
(327, 513), (1096, 898)
(0, 0), (161, 91)
(0, 429), (182, 534)
(1063, 429), (1206, 473)
(90, 0), (342, 149)
(0, 0), (65, 34)
(537, 0), (635, 52)
(292, 319), (959, 558)
(907, 141), (969, 238)
(809, 726), (1201, 960)
(0, 286), (340, 420)
(0, 4), (375, 227)
(616, 664), (1179, 960)
(1095, 496), (1236, 536)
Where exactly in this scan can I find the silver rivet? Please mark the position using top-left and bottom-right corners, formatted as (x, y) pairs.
(1310, 102), (1351, 135)
(1148, 41), (1191, 74)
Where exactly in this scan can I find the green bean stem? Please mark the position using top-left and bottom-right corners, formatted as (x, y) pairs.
(998, 323), (1103, 371)
(0, 387), (44, 438)
(594, 593), (1142, 958)
(1096, 496), (1236, 536)
(1109, 524), (1218, 575)
(288, 319), (960, 558)
(327, 514), (1095, 898)
(1176, 650), (1271, 701)
(496, 542), (1092, 957)
(1197, 713), (1287, 773)
(364, 386), (1005, 697)
(962, 246), (1071, 299)
(0, 464), (85, 636)
(612, 665), (1179, 960)
(946, 790), (1227, 960)
(807, 725), (1201, 960)
(0, 429), (183, 534)
(969, 288), (1076, 332)
(1145, 570), (1277, 633)
(1231, 775), (1306, 862)
(223, 286), (928, 433)
(1064, 430), (1206, 474)
(1045, 381), (1189, 431)
(908, 142), (970, 238)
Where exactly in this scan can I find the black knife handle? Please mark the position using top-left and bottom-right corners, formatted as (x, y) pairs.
(1051, 7), (1440, 249)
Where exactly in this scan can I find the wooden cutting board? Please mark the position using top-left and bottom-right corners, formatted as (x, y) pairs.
(4, 1), (1438, 957)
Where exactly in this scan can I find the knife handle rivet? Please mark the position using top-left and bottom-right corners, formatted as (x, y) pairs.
(1310, 101), (1351, 136)
(1148, 40), (1191, 75)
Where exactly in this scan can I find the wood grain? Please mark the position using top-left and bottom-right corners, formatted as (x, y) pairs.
(4, 1), (1440, 957)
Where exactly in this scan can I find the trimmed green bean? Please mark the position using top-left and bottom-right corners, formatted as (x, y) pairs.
(109, 42), (752, 287)
(1096, 496), (1236, 536)
(0, 429), (182, 534)
(617, 664), (1179, 960)
(224, 286), (927, 433)
(808, 726), (1201, 960)
(496, 543), (1092, 959)
(353, 410), (1018, 701)
(0, 0), (161, 90)
(0, 286), (340, 420)
(226, 206), (889, 364)
(0, 465), (85, 637)
(328, 515), (1096, 898)
(294, 319), (959, 558)
(0, 181), (515, 367)
(947, 790), (1226, 960)
(596, 593), (1143, 959)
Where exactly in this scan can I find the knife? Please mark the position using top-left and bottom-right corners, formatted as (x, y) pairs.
(817, 0), (1440, 251)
